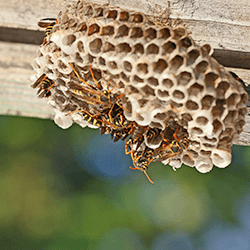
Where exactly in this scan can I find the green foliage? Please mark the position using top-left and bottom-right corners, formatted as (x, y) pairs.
(0, 115), (250, 249)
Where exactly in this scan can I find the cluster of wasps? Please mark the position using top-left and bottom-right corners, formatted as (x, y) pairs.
(32, 18), (248, 183)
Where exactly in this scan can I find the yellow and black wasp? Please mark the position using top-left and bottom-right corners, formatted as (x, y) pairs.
(154, 124), (193, 163)
(128, 146), (155, 184)
(38, 18), (57, 44)
(68, 63), (128, 111)
(31, 74), (55, 98)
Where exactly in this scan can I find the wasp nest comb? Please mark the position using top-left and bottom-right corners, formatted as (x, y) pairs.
(31, 0), (248, 180)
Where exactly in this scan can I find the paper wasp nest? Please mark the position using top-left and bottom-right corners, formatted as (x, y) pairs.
(31, 0), (248, 174)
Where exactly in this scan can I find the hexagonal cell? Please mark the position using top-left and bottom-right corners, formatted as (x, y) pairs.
(171, 101), (184, 109)
(126, 85), (139, 94)
(133, 75), (144, 84)
(212, 119), (223, 134)
(120, 72), (130, 82)
(179, 37), (193, 49)
(44, 54), (55, 67)
(100, 25), (115, 36)
(201, 44), (213, 56)
(211, 148), (231, 168)
(200, 150), (211, 157)
(186, 100), (199, 110)
(182, 154), (195, 166)
(223, 110), (237, 123)
(84, 5), (94, 16)
(93, 7), (104, 17)
(130, 27), (143, 38)
(153, 59), (168, 73)
(74, 52), (84, 65)
(149, 121), (163, 129)
(157, 89), (169, 99)
(141, 85), (155, 96)
(158, 27), (171, 39)
(123, 60), (133, 72)
(187, 49), (200, 65)
(146, 43), (159, 55)
(162, 41), (176, 54)
(202, 136), (217, 144)
(67, 19), (78, 29)
(136, 63), (148, 74)
(62, 34), (76, 46)
(201, 95), (215, 110)
(240, 92), (249, 104)
(88, 23), (100, 36)
(98, 56), (106, 66)
(154, 112), (169, 121)
(172, 27), (187, 40)
(105, 9), (118, 19)
(181, 112), (193, 122)
(204, 72), (219, 89)
(144, 28), (157, 41)
(195, 60), (209, 74)
(115, 24), (129, 38)
(161, 78), (174, 89)
(89, 38), (102, 54)
(147, 77), (158, 87)
(130, 13), (144, 23)
(196, 116), (209, 126)
(169, 55), (184, 72)
(77, 22), (87, 33)
(219, 127), (234, 139)
(102, 41), (115, 53)
(216, 81), (230, 98)
(188, 83), (204, 96)
(211, 99), (225, 117)
(176, 71), (192, 85)
(172, 89), (185, 100)
(118, 11), (129, 21)
(190, 127), (203, 135)
(226, 92), (240, 107)
(77, 40), (85, 53)
(56, 59), (71, 74)
(116, 43), (132, 54)
(132, 43), (144, 56)
(196, 159), (213, 173)
(188, 149), (199, 159)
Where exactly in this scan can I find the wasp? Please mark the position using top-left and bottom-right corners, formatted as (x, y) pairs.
(31, 74), (55, 98)
(154, 125), (193, 163)
(127, 124), (150, 150)
(66, 108), (118, 129)
(68, 63), (129, 112)
(38, 18), (57, 44)
(129, 147), (155, 184)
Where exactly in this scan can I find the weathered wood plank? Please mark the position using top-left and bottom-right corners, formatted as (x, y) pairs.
(0, 0), (249, 53)
(0, 42), (54, 119)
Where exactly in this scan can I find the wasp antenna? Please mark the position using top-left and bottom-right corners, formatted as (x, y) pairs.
(129, 166), (137, 170)
(89, 65), (102, 89)
(185, 150), (194, 162)
(143, 170), (154, 184)
(129, 167), (154, 184)
(66, 110), (82, 116)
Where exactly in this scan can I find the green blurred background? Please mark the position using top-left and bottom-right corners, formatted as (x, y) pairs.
(1, 114), (250, 250)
